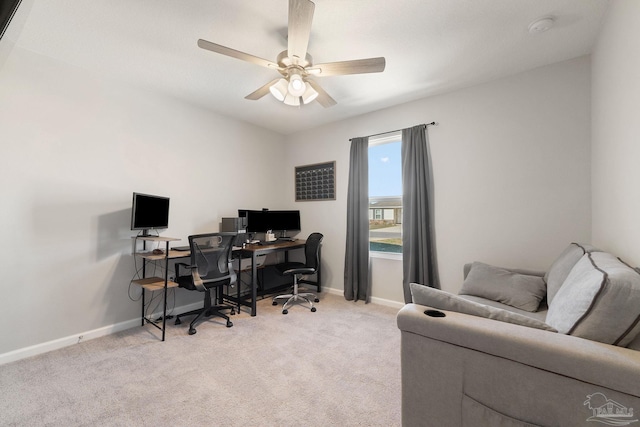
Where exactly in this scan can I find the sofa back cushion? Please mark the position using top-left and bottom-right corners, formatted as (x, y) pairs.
(460, 262), (546, 312)
(544, 243), (600, 305)
(546, 252), (640, 346)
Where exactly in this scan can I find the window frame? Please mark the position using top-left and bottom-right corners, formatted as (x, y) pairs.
(368, 131), (403, 260)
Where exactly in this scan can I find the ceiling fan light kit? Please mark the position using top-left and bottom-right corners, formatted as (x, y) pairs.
(198, 0), (386, 108)
(287, 72), (306, 96)
(284, 92), (301, 106)
(302, 83), (319, 104)
(269, 78), (289, 101)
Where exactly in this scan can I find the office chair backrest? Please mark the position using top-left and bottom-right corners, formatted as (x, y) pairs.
(304, 232), (324, 270)
(188, 233), (236, 286)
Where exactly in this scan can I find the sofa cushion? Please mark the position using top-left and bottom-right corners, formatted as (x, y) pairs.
(546, 252), (640, 346)
(545, 243), (600, 305)
(459, 262), (546, 312)
(410, 283), (557, 332)
(459, 295), (548, 323)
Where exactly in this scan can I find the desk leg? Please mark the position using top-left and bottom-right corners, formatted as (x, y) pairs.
(161, 240), (170, 341)
(317, 247), (322, 293)
(141, 288), (146, 326)
(141, 251), (147, 327)
(251, 251), (257, 316)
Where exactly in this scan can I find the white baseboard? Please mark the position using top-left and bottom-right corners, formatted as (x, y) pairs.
(0, 301), (202, 366)
(322, 287), (405, 309)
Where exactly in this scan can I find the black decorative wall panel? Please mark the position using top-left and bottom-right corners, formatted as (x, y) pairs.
(295, 161), (336, 201)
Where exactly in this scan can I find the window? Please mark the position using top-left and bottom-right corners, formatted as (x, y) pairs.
(368, 132), (402, 255)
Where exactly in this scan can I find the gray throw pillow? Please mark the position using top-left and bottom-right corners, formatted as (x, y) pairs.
(459, 262), (546, 312)
(546, 252), (640, 346)
(544, 243), (601, 305)
(410, 283), (557, 332)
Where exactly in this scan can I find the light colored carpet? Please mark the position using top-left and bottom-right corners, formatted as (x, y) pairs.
(0, 292), (402, 426)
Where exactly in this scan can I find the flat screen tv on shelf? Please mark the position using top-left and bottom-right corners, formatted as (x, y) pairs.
(0, 0), (21, 41)
(130, 192), (170, 236)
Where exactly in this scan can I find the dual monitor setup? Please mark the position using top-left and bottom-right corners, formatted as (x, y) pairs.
(130, 192), (301, 240)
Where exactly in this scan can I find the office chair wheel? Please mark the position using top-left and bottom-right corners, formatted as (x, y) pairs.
(314, 298), (320, 303)
(272, 301), (278, 306)
(230, 309), (236, 315)
(188, 328), (196, 335)
(226, 320), (233, 328)
(175, 318), (182, 325)
(311, 307), (317, 312)
(282, 309), (288, 315)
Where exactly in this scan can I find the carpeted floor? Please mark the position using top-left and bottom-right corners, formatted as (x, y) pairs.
(0, 292), (402, 426)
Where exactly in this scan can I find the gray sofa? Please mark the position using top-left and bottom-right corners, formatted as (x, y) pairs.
(397, 243), (640, 427)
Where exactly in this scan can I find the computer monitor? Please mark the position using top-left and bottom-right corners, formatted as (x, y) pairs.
(269, 210), (301, 233)
(244, 209), (301, 235)
(131, 192), (170, 236)
(245, 210), (270, 233)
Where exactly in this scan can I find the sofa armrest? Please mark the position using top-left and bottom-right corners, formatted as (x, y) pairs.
(397, 303), (640, 396)
(463, 262), (546, 280)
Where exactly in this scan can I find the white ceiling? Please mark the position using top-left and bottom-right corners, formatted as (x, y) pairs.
(10, 0), (609, 135)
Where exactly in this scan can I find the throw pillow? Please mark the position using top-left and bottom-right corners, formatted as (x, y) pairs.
(546, 252), (640, 346)
(410, 283), (557, 332)
(544, 243), (601, 305)
(459, 262), (546, 312)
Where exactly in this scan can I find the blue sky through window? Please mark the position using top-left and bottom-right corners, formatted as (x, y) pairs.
(369, 141), (402, 197)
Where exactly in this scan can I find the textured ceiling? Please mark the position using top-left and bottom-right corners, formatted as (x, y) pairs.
(8, 0), (609, 135)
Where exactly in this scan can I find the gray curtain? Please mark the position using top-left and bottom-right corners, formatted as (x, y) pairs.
(401, 125), (439, 303)
(344, 137), (371, 302)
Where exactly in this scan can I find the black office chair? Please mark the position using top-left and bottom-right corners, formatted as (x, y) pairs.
(175, 233), (237, 334)
(272, 232), (323, 314)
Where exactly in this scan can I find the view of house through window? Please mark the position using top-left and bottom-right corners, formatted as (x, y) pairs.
(369, 133), (402, 254)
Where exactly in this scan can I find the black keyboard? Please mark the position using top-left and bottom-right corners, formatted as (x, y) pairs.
(172, 246), (190, 251)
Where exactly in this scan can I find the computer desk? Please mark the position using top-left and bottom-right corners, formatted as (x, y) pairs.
(149, 239), (320, 318)
(225, 239), (321, 316)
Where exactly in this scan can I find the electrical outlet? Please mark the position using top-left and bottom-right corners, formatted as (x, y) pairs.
(78, 335), (84, 344)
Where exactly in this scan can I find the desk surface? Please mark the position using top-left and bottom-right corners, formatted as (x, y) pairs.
(240, 239), (305, 253)
(137, 239), (305, 260)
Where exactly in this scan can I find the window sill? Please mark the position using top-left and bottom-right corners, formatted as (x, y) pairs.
(370, 251), (402, 261)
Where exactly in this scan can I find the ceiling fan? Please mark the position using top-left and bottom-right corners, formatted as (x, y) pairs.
(197, 0), (386, 108)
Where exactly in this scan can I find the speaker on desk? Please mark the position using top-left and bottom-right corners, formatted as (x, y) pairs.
(221, 217), (247, 246)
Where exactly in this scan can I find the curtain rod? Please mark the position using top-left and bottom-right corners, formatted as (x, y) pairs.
(349, 122), (438, 141)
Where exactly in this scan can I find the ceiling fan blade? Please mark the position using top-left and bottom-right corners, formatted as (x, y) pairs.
(197, 39), (280, 70)
(307, 79), (337, 108)
(288, 0), (315, 64)
(245, 79), (280, 100)
(310, 57), (386, 76)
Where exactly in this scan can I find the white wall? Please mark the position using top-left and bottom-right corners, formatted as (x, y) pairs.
(591, 0), (640, 266)
(0, 47), (287, 356)
(285, 56), (592, 298)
